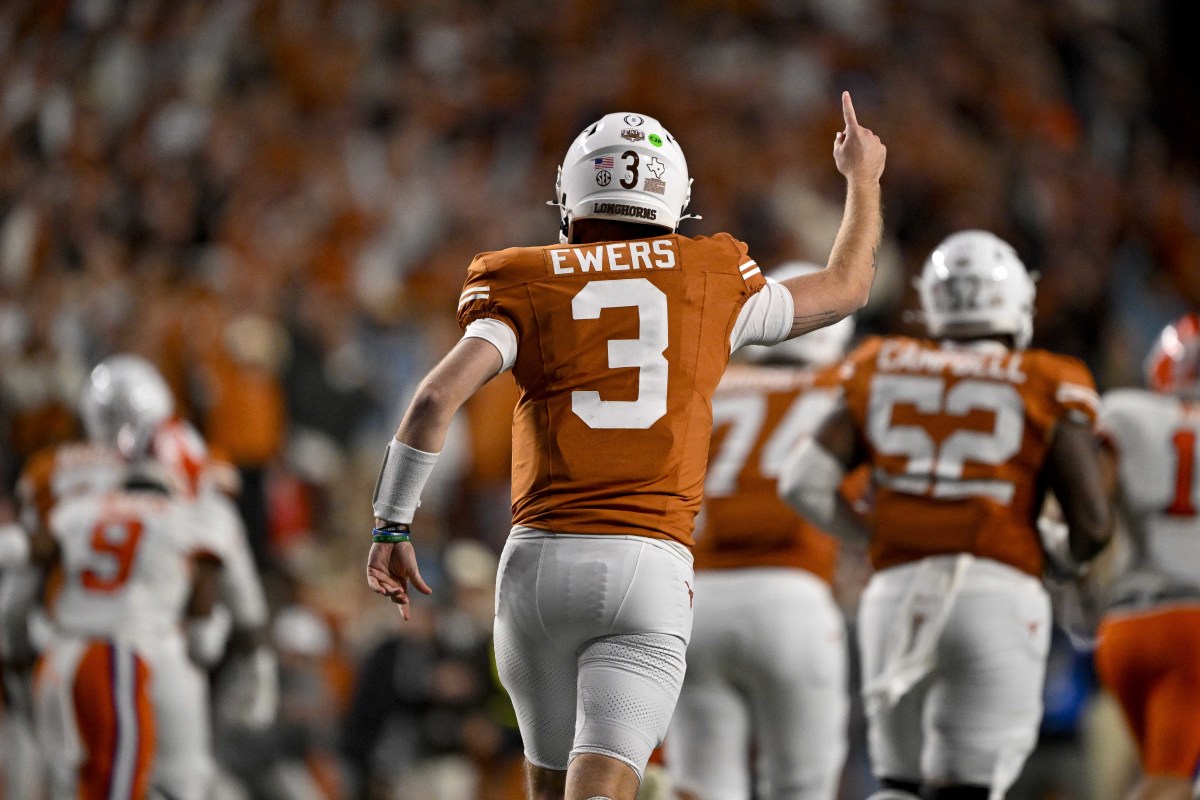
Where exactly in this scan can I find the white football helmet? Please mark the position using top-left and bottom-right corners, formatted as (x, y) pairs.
(554, 112), (692, 243)
(915, 230), (1036, 349)
(79, 354), (175, 458)
(741, 262), (855, 366)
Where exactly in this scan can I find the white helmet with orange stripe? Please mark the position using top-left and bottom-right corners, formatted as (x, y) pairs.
(1145, 313), (1200, 399)
(79, 355), (175, 459)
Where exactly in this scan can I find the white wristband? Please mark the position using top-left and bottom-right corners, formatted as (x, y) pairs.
(0, 524), (31, 567)
(372, 439), (440, 523)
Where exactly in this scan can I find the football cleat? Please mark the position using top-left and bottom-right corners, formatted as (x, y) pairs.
(914, 230), (1036, 349)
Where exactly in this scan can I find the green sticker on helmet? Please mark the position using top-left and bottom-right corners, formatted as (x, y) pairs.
(649, 134), (663, 147)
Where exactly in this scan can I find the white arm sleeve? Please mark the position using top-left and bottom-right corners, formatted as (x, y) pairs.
(778, 437), (870, 544)
(463, 318), (517, 372)
(730, 280), (794, 351)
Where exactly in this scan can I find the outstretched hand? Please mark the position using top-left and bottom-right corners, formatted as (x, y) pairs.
(833, 91), (886, 185)
(366, 538), (432, 621)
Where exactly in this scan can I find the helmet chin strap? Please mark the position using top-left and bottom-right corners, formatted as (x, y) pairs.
(677, 213), (703, 223)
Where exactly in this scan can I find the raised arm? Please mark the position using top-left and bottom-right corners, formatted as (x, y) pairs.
(779, 91), (886, 337)
(366, 336), (503, 619)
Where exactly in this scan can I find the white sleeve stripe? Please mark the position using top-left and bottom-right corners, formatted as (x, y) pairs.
(738, 260), (758, 273)
(463, 317), (517, 372)
(457, 291), (491, 308)
(741, 267), (761, 280)
(1057, 383), (1100, 413)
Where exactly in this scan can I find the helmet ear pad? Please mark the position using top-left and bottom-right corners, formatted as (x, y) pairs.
(555, 113), (691, 243)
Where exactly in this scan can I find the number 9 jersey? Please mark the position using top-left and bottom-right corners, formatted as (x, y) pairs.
(456, 232), (794, 546)
(840, 335), (1100, 576)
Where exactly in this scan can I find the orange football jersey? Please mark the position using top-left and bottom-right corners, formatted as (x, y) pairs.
(457, 233), (768, 546)
(841, 336), (1099, 576)
(694, 363), (842, 579)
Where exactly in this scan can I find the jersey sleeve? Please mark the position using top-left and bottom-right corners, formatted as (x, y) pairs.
(457, 254), (519, 372)
(1045, 354), (1101, 428)
(730, 280), (794, 350)
(15, 450), (55, 531)
(720, 235), (789, 350)
(836, 336), (884, 426)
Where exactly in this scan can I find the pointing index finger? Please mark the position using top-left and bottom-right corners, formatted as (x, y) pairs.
(841, 91), (858, 129)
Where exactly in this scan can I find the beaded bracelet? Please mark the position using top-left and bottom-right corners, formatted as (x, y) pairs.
(372, 524), (412, 544)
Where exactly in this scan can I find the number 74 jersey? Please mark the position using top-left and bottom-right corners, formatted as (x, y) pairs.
(457, 233), (782, 545)
(841, 335), (1100, 577)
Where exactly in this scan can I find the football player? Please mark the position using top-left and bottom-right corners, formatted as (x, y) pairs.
(0, 356), (157, 800)
(780, 230), (1111, 800)
(366, 92), (886, 800)
(24, 456), (222, 800)
(1094, 313), (1200, 800)
(665, 263), (854, 800)
(1, 356), (273, 799)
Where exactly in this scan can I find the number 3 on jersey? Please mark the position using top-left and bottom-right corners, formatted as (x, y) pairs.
(571, 278), (669, 429)
(867, 374), (1024, 502)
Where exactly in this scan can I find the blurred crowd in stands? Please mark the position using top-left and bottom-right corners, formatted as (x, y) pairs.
(0, 0), (1197, 797)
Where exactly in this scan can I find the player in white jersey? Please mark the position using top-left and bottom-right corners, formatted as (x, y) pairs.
(1095, 313), (1200, 800)
(151, 419), (277, 730)
(23, 460), (222, 800)
(0, 359), (157, 800)
(665, 263), (853, 800)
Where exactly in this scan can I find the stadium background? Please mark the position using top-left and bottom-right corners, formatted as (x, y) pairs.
(0, 0), (1198, 797)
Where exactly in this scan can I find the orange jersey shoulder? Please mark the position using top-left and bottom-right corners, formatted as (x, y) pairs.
(17, 442), (124, 530)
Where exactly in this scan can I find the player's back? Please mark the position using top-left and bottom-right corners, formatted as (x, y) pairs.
(695, 362), (841, 578)
(458, 232), (770, 545)
(16, 441), (125, 530)
(1100, 388), (1200, 592)
(841, 335), (1099, 576)
(50, 488), (204, 649)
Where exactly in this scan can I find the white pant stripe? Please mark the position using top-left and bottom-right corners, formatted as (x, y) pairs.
(109, 644), (139, 800)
